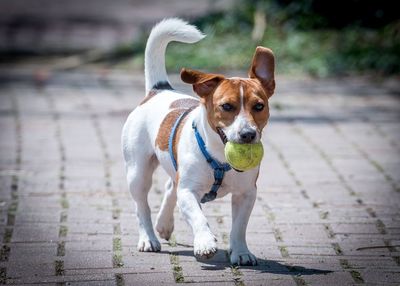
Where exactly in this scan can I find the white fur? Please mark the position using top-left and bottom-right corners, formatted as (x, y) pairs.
(144, 18), (205, 92)
(122, 18), (259, 265)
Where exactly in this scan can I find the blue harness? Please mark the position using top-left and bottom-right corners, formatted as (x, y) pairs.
(168, 111), (231, 203)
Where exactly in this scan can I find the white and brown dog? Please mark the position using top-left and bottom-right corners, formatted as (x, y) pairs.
(122, 18), (275, 266)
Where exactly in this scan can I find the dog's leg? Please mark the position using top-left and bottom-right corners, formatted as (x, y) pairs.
(126, 155), (161, 252)
(177, 188), (217, 259)
(230, 189), (258, 266)
(155, 178), (176, 240)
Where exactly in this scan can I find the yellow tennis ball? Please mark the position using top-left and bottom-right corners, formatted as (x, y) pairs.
(224, 142), (264, 171)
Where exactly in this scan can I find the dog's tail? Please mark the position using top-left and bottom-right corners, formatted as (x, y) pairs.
(144, 18), (205, 92)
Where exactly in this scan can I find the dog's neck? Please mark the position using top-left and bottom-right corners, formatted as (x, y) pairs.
(193, 105), (226, 164)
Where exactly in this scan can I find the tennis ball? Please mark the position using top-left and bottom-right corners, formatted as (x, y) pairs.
(224, 142), (264, 171)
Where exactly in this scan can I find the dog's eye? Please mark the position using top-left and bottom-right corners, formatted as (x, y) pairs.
(253, 103), (264, 112)
(221, 103), (235, 112)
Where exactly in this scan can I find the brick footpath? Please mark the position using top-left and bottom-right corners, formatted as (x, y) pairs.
(0, 71), (399, 285)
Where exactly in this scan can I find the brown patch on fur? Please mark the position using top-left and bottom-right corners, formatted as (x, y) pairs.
(139, 89), (159, 106)
(155, 107), (196, 167)
(170, 98), (199, 109)
(248, 46), (275, 97)
(204, 79), (240, 131)
(242, 79), (270, 131)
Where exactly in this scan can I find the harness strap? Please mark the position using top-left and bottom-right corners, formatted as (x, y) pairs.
(168, 110), (192, 171)
(192, 122), (231, 203)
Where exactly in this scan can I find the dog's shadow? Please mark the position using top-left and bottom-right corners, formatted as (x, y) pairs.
(161, 244), (332, 276)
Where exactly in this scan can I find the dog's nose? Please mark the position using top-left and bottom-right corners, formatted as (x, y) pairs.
(239, 128), (256, 143)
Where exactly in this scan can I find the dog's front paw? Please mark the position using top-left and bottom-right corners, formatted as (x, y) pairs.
(230, 250), (257, 266)
(137, 238), (161, 252)
(194, 231), (217, 259)
(155, 216), (174, 241)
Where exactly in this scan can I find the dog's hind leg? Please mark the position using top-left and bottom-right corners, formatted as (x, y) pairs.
(155, 178), (176, 240)
(126, 154), (161, 252)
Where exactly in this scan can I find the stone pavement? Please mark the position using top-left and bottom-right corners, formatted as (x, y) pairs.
(0, 70), (399, 285)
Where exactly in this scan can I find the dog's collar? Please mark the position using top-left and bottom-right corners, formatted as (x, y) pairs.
(192, 121), (231, 203)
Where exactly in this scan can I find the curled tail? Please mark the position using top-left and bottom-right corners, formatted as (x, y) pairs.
(144, 18), (205, 92)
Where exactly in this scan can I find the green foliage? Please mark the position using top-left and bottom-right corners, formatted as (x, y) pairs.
(166, 11), (399, 76)
(127, 0), (399, 76)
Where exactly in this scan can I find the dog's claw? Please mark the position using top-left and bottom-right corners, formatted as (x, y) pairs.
(230, 251), (257, 266)
(195, 247), (217, 259)
(193, 231), (218, 259)
(137, 238), (161, 252)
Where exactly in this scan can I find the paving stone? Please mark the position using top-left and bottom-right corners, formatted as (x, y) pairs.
(6, 261), (56, 278)
(67, 280), (116, 286)
(122, 272), (175, 285)
(66, 240), (113, 252)
(15, 209), (61, 224)
(360, 270), (400, 284)
(302, 271), (355, 286)
(67, 222), (114, 235)
(12, 224), (59, 242)
(330, 222), (381, 235)
(64, 251), (113, 269)
(8, 273), (116, 284)
(244, 278), (297, 286)
(348, 256), (399, 270)
(122, 252), (172, 271)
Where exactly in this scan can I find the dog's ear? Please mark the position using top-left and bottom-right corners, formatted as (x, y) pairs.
(248, 46), (275, 97)
(181, 68), (225, 98)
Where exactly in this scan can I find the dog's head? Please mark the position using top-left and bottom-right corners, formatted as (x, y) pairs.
(181, 46), (275, 144)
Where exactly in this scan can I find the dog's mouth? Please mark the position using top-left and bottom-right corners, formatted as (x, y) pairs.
(216, 127), (244, 173)
(216, 127), (228, 145)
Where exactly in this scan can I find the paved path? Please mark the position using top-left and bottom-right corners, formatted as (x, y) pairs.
(0, 71), (399, 285)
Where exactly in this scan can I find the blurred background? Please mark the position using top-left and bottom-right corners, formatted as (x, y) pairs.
(0, 0), (399, 77)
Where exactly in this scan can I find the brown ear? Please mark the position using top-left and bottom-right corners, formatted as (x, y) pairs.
(181, 68), (225, 98)
(248, 46), (275, 96)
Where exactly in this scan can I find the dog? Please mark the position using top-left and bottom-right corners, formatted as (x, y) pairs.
(121, 18), (275, 266)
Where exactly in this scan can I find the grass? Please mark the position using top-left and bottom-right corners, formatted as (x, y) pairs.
(168, 235), (177, 247)
(60, 197), (69, 209)
(350, 270), (364, 283)
(332, 243), (343, 255)
(113, 223), (121, 235)
(279, 245), (289, 258)
(57, 241), (65, 256)
(113, 238), (122, 252)
(59, 225), (68, 237)
(113, 253), (124, 268)
(3, 229), (12, 244)
(55, 260), (64, 276)
(0, 246), (10, 261)
(115, 273), (124, 286)
(273, 228), (283, 242)
(112, 208), (121, 220)
(0, 267), (6, 284)
(170, 253), (184, 283)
